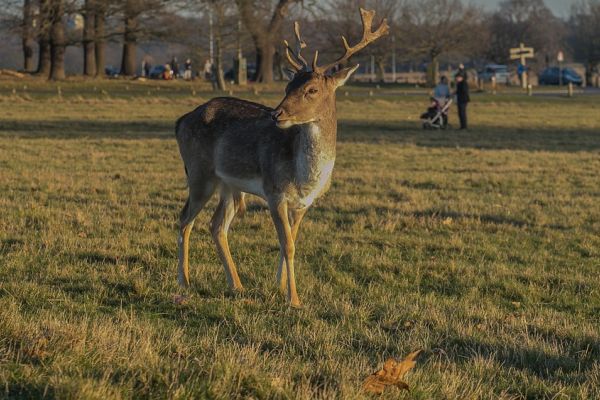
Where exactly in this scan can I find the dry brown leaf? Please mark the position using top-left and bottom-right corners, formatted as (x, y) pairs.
(362, 350), (422, 395)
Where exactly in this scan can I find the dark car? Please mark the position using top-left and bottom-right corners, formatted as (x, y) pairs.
(149, 65), (167, 79)
(538, 67), (583, 86)
(104, 65), (119, 78)
(224, 63), (258, 82)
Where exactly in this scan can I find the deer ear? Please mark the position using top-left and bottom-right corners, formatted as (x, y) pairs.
(331, 64), (359, 89)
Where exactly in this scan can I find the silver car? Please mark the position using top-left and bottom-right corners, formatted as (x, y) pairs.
(478, 64), (510, 84)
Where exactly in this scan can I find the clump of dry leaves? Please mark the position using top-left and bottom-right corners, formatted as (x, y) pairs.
(362, 350), (422, 395)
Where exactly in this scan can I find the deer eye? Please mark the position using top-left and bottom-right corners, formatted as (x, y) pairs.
(307, 87), (318, 95)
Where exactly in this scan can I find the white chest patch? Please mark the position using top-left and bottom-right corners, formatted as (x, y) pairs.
(216, 172), (266, 199)
(294, 124), (335, 207)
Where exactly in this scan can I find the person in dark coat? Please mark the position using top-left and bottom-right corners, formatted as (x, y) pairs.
(455, 73), (470, 130)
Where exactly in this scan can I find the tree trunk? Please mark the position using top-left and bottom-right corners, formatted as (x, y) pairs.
(22, 0), (35, 71)
(83, 0), (96, 77)
(37, 40), (51, 76)
(36, 0), (52, 76)
(376, 58), (385, 83)
(120, 2), (139, 76)
(236, 0), (300, 84)
(253, 45), (262, 82)
(49, 0), (66, 81)
(427, 54), (439, 87)
(215, 31), (227, 90)
(94, 5), (106, 77)
(257, 42), (274, 83)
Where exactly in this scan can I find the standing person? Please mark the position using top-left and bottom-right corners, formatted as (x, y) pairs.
(171, 57), (179, 79)
(141, 60), (147, 77)
(434, 76), (450, 99)
(144, 60), (151, 78)
(455, 73), (470, 130)
(184, 58), (192, 80)
(203, 59), (212, 82)
(164, 63), (172, 80)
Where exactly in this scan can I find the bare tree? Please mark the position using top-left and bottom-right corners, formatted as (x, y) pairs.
(116, 0), (171, 76)
(22, 0), (35, 71)
(120, 0), (140, 76)
(34, 0), (52, 75)
(205, 0), (233, 89)
(569, 0), (600, 84)
(396, 0), (482, 85)
(0, 0), (42, 72)
(236, 0), (302, 83)
(485, 0), (566, 69)
(94, 0), (110, 77)
(82, 0), (96, 76)
(48, 0), (66, 80)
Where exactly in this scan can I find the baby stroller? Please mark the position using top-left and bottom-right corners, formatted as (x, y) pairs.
(420, 97), (452, 129)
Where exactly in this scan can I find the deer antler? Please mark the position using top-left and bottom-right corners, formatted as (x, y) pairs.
(284, 21), (310, 72)
(283, 8), (389, 74)
(315, 8), (389, 74)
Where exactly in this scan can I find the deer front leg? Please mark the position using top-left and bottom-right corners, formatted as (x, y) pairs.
(277, 208), (307, 294)
(270, 200), (301, 307)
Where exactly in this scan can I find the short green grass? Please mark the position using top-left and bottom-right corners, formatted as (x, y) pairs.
(0, 79), (599, 399)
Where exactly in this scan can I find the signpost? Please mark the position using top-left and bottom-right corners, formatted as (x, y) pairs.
(510, 43), (534, 89)
(557, 50), (564, 86)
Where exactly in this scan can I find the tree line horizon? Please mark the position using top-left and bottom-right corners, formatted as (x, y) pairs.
(1, 0), (599, 85)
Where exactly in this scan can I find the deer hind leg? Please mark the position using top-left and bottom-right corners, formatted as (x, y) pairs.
(276, 207), (307, 294)
(178, 179), (216, 288)
(210, 185), (244, 292)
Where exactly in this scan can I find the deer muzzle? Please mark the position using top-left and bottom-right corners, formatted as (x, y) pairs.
(272, 108), (295, 129)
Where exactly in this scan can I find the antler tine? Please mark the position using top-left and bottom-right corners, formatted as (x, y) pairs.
(293, 22), (309, 67)
(315, 8), (390, 74)
(284, 21), (310, 72)
(312, 50), (319, 71)
(284, 40), (303, 71)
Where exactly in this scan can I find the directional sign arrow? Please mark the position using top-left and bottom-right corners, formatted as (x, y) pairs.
(510, 47), (534, 55)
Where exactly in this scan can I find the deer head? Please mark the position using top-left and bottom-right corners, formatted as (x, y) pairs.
(271, 8), (389, 129)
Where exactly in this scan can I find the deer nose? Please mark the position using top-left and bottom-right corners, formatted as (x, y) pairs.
(271, 109), (283, 121)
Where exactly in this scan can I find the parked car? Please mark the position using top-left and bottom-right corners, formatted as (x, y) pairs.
(224, 63), (257, 82)
(538, 67), (583, 86)
(104, 65), (119, 78)
(478, 64), (510, 84)
(149, 65), (167, 79)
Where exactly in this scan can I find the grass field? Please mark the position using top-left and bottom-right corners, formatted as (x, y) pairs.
(0, 78), (599, 399)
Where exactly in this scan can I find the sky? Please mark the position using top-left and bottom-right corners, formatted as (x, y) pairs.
(471, 0), (576, 18)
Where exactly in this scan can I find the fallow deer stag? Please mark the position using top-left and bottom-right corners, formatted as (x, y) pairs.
(175, 8), (389, 307)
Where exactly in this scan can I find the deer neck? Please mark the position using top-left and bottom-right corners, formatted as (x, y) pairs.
(292, 109), (337, 207)
(294, 107), (337, 163)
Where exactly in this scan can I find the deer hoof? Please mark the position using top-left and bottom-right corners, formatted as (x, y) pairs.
(231, 286), (245, 295)
(290, 300), (302, 309)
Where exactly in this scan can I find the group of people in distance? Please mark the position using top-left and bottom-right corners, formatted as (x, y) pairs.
(141, 57), (194, 80)
(433, 63), (471, 130)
